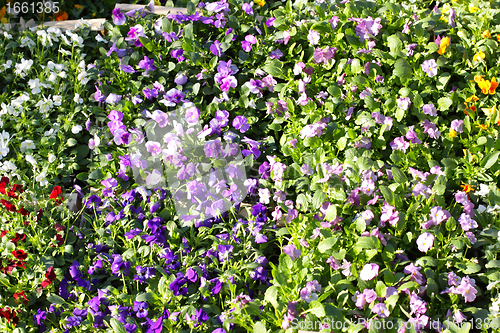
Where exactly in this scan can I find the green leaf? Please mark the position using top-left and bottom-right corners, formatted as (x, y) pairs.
(47, 294), (66, 305)
(437, 97), (453, 111)
(379, 185), (395, 206)
(312, 190), (326, 209)
(186, 1), (195, 14)
(393, 58), (412, 85)
(328, 85), (342, 97)
(264, 286), (279, 308)
(262, 59), (284, 79)
(110, 318), (128, 333)
(337, 137), (347, 150)
(67, 138), (77, 147)
(355, 236), (380, 250)
(318, 237), (338, 253)
(184, 23), (194, 40)
(350, 58), (362, 74)
(396, 107), (405, 122)
(296, 193), (309, 211)
(415, 256), (437, 267)
(353, 75), (368, 86)
(138, 36), (153, 52)
(486, 260), (500, 268)
(324, 205), (337, 222)
(387, 34), (403, 55)
(162, 17), (172, 33)
(305, 301), (326, 318)
(253, 321), (268, 333)
(391, 167), (407, 184)
(436, 72), (451, 90)
(136, 292), (155, 302)
(481, 151), (500, 169)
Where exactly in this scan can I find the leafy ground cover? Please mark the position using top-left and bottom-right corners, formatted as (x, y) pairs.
(1, 0), (500, 332)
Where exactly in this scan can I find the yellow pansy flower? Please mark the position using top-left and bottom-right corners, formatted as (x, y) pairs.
(438, 37), (450, 55)
(473, 51), (485, 61)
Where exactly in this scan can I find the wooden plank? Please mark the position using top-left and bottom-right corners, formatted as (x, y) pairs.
(114, 4), (188, 15)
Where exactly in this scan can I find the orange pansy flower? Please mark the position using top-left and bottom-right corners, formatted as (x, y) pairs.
(55, 11), (68, 21)
(489, 77), (498, 94)
(483, 30), (492, 38)
(461, 184), (475, 193)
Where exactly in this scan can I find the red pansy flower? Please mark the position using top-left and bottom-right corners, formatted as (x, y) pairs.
(0, 307), (19, 326)
(12, 250), (27, 261)
(11, 233), (26, 244)
(53, 223), (65, 231)
(17, 207), (29, 216)
(13, 291), (28, 305)
(36, 209), (44, 222)
(0, 230), (8, 238)
(0, 177), (9, 195)
(41, 266), (56, 288)
(1, 199), (16, 212)
(53, 234), (64, 247)
(49, 186), (64, 206)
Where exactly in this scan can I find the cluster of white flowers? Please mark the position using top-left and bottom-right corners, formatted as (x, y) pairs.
(36, 26), (61, 47)
(1, 93), (29, 117)
(0, 131), (10, 161)
(77, 59), (89, 85)
(35, 95), (54, 113)
(61, 30), (84, 48)
(14, 59), (34, 78)
(45, 60), (67, 83)
(0, 161), (19, 179)
(490, 298), (500, 317)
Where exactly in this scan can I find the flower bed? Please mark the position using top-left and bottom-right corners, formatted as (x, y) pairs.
(1, 0), (500, 332)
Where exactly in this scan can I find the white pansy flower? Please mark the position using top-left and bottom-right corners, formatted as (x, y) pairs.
(2, 60), (12, 69)
(52, 95), (62, 106)
(477, 205), (487, 213)
(47, 26), (62, 37)
(14, 59), (33, 78)
(20, 140), (36, 152)
(20, 36), (36, 49)
(26, 155), (37, 167)
(48, 154), (56, 163)
(35, 97), (54, 113)
(28, 78), (43, 94)
(1, 161), (17, 171)
(59, 48), (71, 55)
(74, 93), (83, 104)
(95, 34), (108, 43)
(36, 171), (48, 186)
(3, 32), (12, 39)
(44, 128), (55, 136)
(47, 73), (58, 82)
(0, 135), (9, 160)
(71, 125), (82, 134)
(58, 71), (67, 78)
(487, 205), (500, 214)
(77, 71), (88, 84)
(37, 30), (53, 47)
(477, 184), (490, 197)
